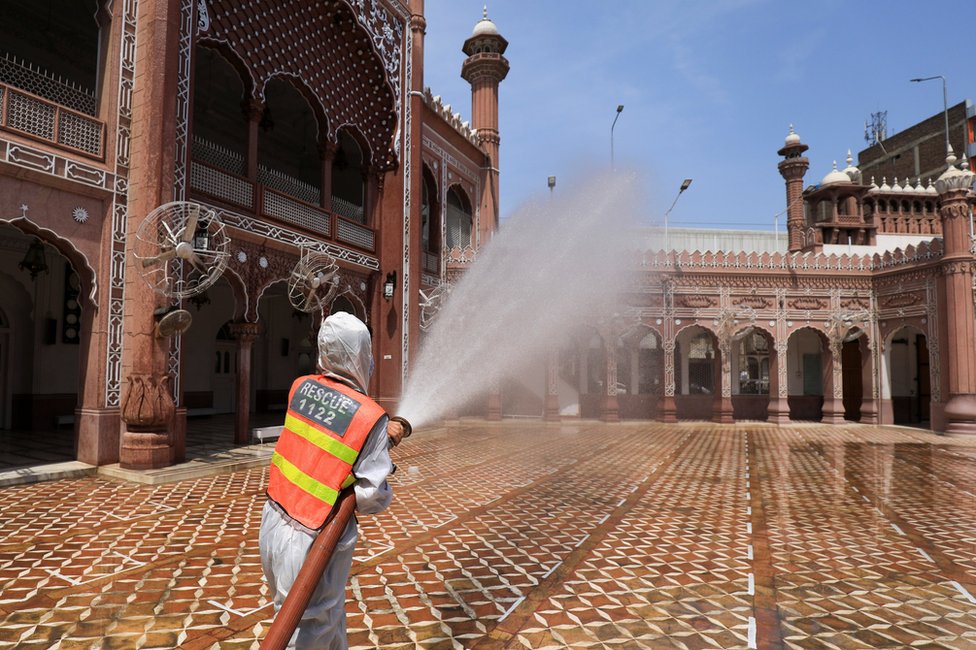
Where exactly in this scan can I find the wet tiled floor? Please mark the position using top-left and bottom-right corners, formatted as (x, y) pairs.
(1, 420), (975, 649)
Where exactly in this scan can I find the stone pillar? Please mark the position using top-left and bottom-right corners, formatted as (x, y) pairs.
(118, 0), (184, 469)
(712, 344), (733, 423)
(320, 139), (336, 210)
(661, 337), (677, 423)
(242, 98), (263, 182)
(860, 336), (879, 424)
(543, 348), (560, 421)
(767, 341), (791, 424)
(229, 322), (261, 445)
(486, 374), (502, 420)
(602, 336), (619, 423)
(935, 157), (976, 434)
(821, 339), (846, 424)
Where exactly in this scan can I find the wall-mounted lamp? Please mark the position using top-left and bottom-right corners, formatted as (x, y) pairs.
(19, 238), (49, 280)
(383, 271), (396, 300)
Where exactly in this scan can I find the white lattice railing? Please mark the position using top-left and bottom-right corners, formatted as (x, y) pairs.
(258, 165), (321, 205)
(0, 82), (104, 158)
(336, 217), (375, 251)
(423, 250), (439, 273)
(263, 188), (331, 237)
(0, 54), (97, 116)
(190, 161), (254, 208)
(331, 195), (365, 223)
(192, 136), (245, 175)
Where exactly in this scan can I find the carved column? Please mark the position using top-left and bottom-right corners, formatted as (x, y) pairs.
(661, 337), (677, 423)
(230, 322), (261, 444)
(486, 374), (502, 421)
(242, 98), (264, 182)
(120, 375), (175, 469)
(821, 338), (846, 424)
(602, 334), (619, 423)
(713, 339), (734, 423)
(544, 348), (560, 421)
(936, 159), (976, 433)
(860, 335), (879, 424)
(320, 139), (336, 211)
(768, 341), (791, 424)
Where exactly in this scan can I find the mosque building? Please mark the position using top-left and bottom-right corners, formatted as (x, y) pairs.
(2, 0), (976, 477)
(0, 0), (506, 469)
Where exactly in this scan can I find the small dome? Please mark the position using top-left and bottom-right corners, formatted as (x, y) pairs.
(471, 5), (499, 37)
(822, 161), (852, 186)
(868, 176), (879, 193)
(879, 177), (891, 192)
(890, 177), (903, 192)
(785, 124), (801, 146)
(926, 178), (938, 194)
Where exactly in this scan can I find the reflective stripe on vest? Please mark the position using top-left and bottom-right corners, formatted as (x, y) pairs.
(267, 375), (385, 529)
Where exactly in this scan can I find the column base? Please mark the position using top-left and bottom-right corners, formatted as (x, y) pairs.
(767, 397), (791, 424)
(76, 407), (121, 466)
(712, 396), (734, 424)
(543, 395), (561, 422)
(944, 394), (976, 435)
(601, 395), (619, 423)
(120, 429), (172, 470)
(172, 408), (186, 464)
(859, 398), (879, 425)
(660, 395), (677, 423)
(822, 397), (846, 424)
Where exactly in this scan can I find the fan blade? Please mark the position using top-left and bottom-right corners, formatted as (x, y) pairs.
(182, 204), (201, 243)
(141, 249), (177, 267)
(187, 251), (208, 274)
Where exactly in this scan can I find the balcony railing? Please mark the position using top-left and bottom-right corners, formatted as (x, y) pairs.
(189, 158), (376, 253)
(0, 82), (105, 159)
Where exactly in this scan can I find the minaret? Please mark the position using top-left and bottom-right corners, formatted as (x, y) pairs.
(935, 152), (976, 434)
(461, 6), (509, 243)
(777, 125), (809, 253)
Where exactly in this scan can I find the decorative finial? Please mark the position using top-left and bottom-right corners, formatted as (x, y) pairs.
(946, 143), (957, 168)
(832, 160), (838, 170)
(846, 149), (853, 165)
(483, 4), (488, 19)
(960, 152), (969, 170)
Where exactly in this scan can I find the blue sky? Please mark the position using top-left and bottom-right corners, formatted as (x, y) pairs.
(421, 0), (973, 231)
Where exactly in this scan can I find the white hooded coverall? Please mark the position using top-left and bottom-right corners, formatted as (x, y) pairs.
(259, 312), (394, 649)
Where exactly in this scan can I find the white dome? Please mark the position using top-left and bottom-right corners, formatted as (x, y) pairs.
(879, 177), (891, 192)
(868, 176), (879, 193)
(785, 124), (801, 145)
(890, 177), (903, 192)
(822, 161), (852, 186)
(472, 6), (499, 36)
(926, 178), (938, 194)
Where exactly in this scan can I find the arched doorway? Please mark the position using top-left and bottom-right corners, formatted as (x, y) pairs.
(885, 326), (929, 426)
(616, 325), (662, 419)
(675, 325), (717, 420)
(841, 330), (868, 421)
(731, 329), (772, 420)
(787, 328), (826, 421)
(0, 224), (85, 467)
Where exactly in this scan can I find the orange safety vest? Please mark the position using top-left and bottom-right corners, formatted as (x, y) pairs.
(267, 374), (386, 530)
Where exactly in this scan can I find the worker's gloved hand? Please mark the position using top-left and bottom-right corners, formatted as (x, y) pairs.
(387, 416), (413, 447)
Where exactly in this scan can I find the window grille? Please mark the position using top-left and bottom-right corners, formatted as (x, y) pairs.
(190, 161), (254, 208)
(258, 166), (320, 205)
(447, 204), (472, 248)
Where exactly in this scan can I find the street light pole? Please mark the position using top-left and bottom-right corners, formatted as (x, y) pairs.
(910, 75), (951, 158)
(610, 104), (624, 169)
(664, 178), (692, 252)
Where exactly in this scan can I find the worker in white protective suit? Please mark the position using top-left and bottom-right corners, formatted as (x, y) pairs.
(259, 311), (410, 649)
